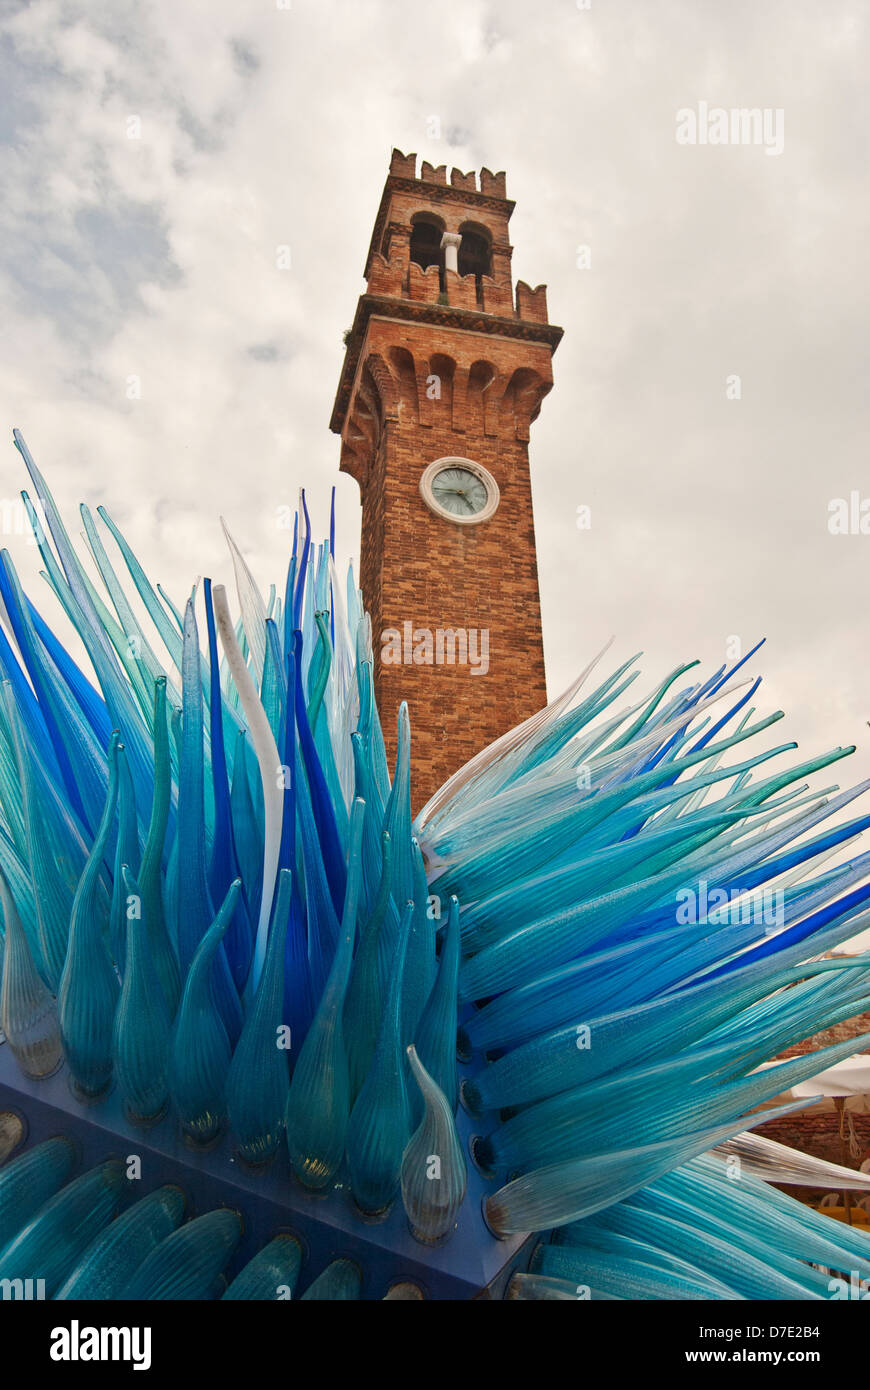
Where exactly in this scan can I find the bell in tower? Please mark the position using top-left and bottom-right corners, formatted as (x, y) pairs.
(331, 149), (563, 809)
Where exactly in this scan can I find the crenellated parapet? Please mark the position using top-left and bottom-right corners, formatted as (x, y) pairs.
(388, 149), (507, 200)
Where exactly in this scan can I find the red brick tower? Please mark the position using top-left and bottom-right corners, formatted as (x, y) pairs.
(331, 150), (563, 808)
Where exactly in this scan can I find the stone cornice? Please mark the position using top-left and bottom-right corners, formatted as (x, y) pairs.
(330, 295), (564, 434)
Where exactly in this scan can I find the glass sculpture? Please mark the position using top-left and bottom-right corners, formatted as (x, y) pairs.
(0, 429), (869, 1299)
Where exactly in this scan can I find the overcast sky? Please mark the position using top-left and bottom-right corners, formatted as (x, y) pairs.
(1, 0), (868, 797)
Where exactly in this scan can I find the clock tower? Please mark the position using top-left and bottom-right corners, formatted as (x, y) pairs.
(331, 150), (563, 808)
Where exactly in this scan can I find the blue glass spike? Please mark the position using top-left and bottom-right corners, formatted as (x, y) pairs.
(293, 630), (346, 917)
(203, 578), (253, 991)
(26, 595), (111, 748)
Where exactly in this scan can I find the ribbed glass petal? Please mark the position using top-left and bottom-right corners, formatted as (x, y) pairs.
(203, 578), (254, 992)
(138, 676), (181, 1018)
(346, 902), (412, 1215)
(401, 1045), (466, 1244)
(229, 729), (263, 922)
(0, 1138), (77, 1251)
(226, 868), (291, 1164)
(221, 1234), (302, 1300)
(484, 1109), (802, 1237)
(2, 683), (87, 992)
(0, 865), (62, 1078)
(120, 1208), (242, 1300)
(343, 829), (392, 1102)
(175, 597), (216, 979)
(168, 881), (240, 1145)
(413, 895), (460, 1117)
(109, 741), (139, 973)
(57, 735), (121, 1099)
(285, 799), (364, 1190)
(112, 865), (172, 1122)
(55, 1185), (186, 1299)
(0, 1160), (125, 1296)
(402, 839), (436, 1046)
(299, 1258), (361, 1301)
(212, 583), (283, 996)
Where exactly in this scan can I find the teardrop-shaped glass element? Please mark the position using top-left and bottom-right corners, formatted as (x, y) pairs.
(120, 1208), (243, 1300)
(346, 902), (413, 1216)
(0, 1160), (125, 1296)
(112, 866), (172, 1123)
(226, 869), (291, 1165)
(285, 798), (365, 1190)
(168, 881), (240, 1147)
(0, 1113), (24, 1168)
(222, 1234), (302, 1300)
(55, 1185), (186, 1299)
(0, 867), (62, 1078)
(299, 1258), (362, 1301)
(413, 894), (460, 1117)
(401, 1044), (467, 1244)
(57, 736), (121, 1099)
(0, 1137), (77, 1251)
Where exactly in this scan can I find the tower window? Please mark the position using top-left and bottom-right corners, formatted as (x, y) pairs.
(458, 224), (492, 307)
(410, 214), (446, 289)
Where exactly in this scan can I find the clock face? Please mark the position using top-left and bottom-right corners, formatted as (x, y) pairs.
(419, 457), (500, 525)
(431, 466), (489, 518)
